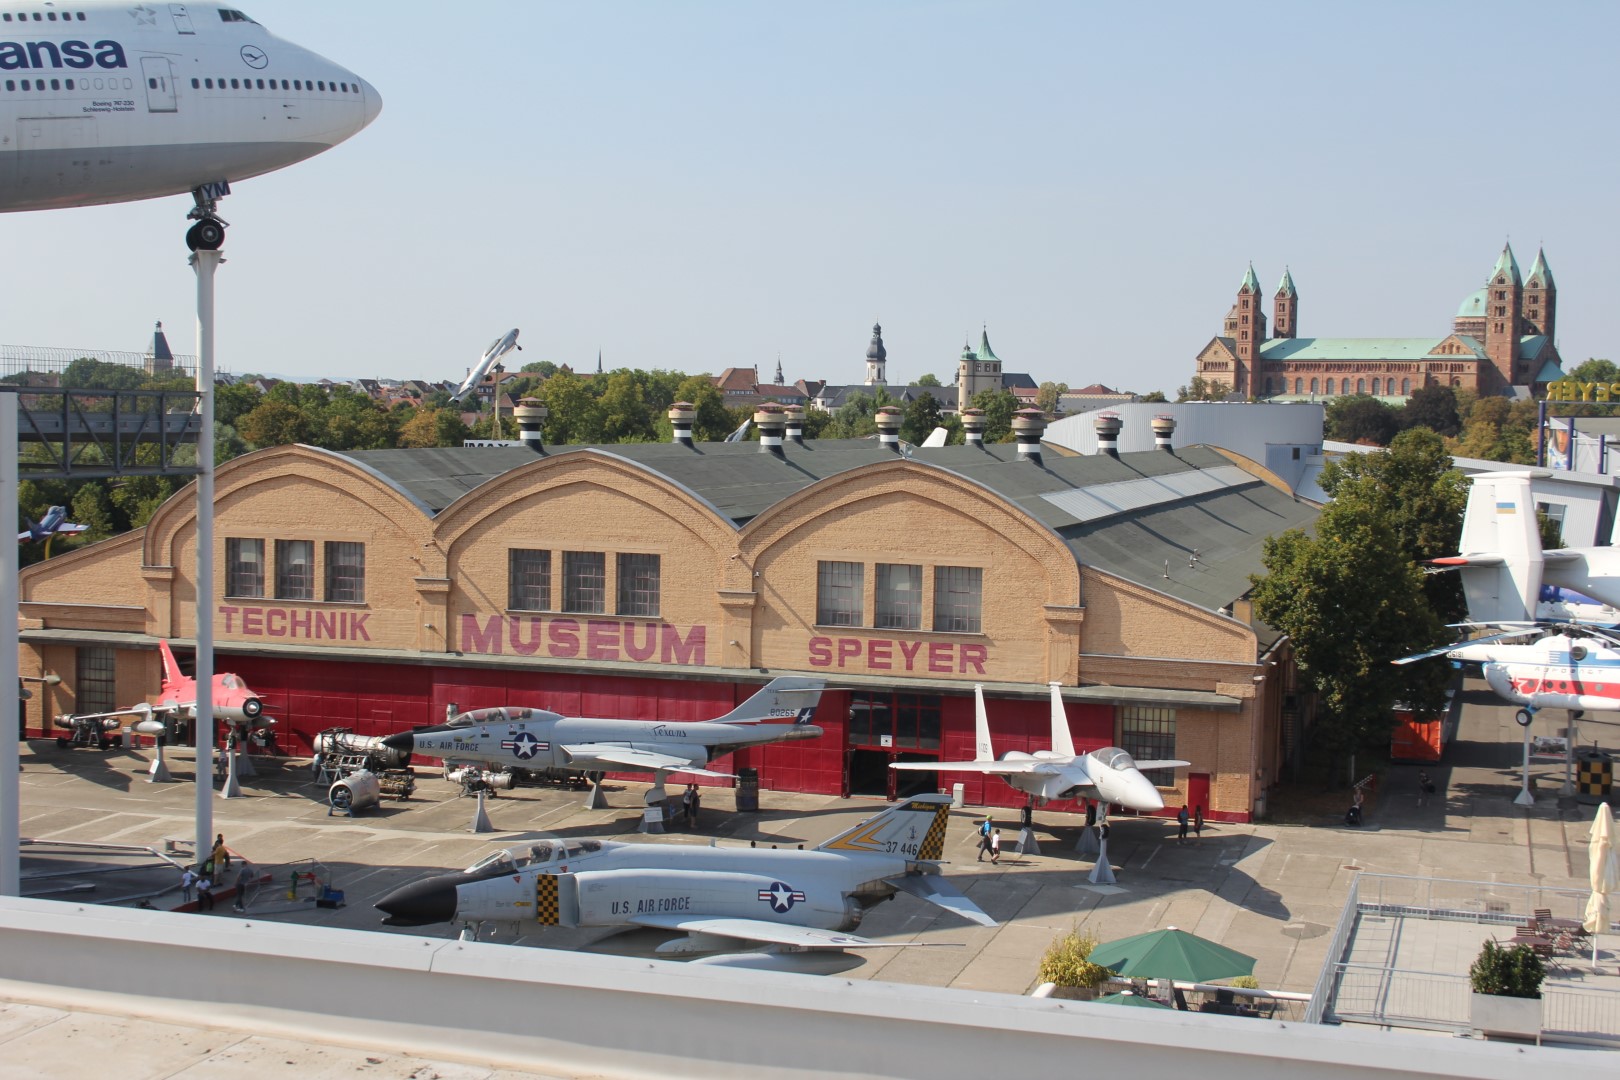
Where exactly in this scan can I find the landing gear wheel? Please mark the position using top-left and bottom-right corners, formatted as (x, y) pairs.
(186, 218), (226, 251)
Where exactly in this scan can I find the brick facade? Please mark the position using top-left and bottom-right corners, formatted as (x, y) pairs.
(19, 444), (1285, 821)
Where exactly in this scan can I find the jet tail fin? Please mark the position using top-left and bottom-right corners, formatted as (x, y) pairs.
(817, 793), (952, 860)
(714, 677), (824, 725)
(1438, 472), (1546, 624)
(1047, 682), (1075, 758)
(972, 684), (995, 761)
(158, 640), (185, 689)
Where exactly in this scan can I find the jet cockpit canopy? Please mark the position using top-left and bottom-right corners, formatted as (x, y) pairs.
(1092, 746), (1137, 772)
(464, 839), (605, 875)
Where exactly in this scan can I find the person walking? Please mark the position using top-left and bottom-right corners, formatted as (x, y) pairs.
(1193, 805), (1204, 843)
(233, 864), (253, 912)
(1177, 805), (1189, 844)
(681, 785), (696, 827)
(211, 833), (230, 873)
(989, 828), (1001, 865)
(977, 816), (993, 861)
(196, 875), (215, 912)
(179, 866), (197, 905)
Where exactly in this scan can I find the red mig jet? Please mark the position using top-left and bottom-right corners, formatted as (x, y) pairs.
(52, 641), (272, 749)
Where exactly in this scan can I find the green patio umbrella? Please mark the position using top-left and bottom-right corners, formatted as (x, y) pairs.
(1088, 927), (1256, 983)
(1094, 992), (1172, 1009)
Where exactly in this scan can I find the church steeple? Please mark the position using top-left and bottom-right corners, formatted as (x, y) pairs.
(1524, 248), (1556, 344)
(1230, 264), (1264, 393)
(864, 321), (887, 386)
(1484, 242), (1524, 391)
(775, 352), (783, 386)
(1273, 268), (1298, 340)
(144, 320), (174, 376)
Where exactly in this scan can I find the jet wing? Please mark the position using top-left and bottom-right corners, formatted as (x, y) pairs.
(891, 759), (1049, 775)
(627, 914), (941, 949)
(885, 874), (997, 927)
(1133, 759), (1191, 771)
(560, 745), (734, 779)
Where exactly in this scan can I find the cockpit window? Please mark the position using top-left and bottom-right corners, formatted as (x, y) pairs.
(528, 843), (555, 863)
(579, 840), (601, 853)
(218, 10), (259, 24)
(1094, 746), (1136, 771)
(220, 675), (244, 690)
(467, 849), (519, 874)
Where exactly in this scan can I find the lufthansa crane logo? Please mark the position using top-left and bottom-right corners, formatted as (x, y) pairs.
(240, 45), (268, 69)
(757, 881), (805, 914)
(500, 731), (547, 760)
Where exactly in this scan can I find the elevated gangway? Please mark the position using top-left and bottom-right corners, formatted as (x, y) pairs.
(1, 385), (204, 478)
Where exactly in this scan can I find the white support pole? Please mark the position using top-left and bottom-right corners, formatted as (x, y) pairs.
(1, 393), (19, 895)
(192, 249), (221, 858)
(1515, 723), (1535, 807)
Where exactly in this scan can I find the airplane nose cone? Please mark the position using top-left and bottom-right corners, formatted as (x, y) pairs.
(375, 874), (460, 926)
(356, 76), (383, 129)
(380, 731), (415, 754)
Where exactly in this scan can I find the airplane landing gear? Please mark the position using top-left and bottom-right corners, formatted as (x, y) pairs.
(185, 184), (230, 251)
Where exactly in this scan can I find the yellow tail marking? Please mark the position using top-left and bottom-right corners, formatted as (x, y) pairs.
(534, 873), (559, 925)
(917, 802), (949, 861)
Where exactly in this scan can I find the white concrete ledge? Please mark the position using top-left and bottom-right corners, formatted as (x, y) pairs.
(0, 898), (1608, 1080)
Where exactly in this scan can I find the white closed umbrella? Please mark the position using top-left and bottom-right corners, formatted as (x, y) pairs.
(1584, 805), (1618, 971)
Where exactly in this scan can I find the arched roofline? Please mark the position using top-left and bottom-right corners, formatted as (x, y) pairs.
(739, 456), (1081, 601)
(431, 446), (738, 552)
(143, 444), (434, 566)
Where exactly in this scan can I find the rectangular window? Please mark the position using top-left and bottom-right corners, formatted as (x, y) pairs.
(1536, 502), (1566, 545)
(324, 541), (366, 603)
(874, 563), (922, 630)
(225, 537), (264, 598)
(1119, 705), (1178, 787)
(816, 560), (863, 626)
(275, 539), (315, 600)
(508, 549), (551, 611)
(75, 646), (117, 715)
(932, 566), (983, 633)
(562, 551), (606, 614)
(616, 553), (661, 617)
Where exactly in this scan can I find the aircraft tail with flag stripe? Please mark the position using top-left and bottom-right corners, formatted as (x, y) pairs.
(1430, 472), (1545, 624)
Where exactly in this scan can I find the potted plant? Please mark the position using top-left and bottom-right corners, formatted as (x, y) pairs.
(1035, 926), (1114, 1000)
(1468, 939), (1545, 1041)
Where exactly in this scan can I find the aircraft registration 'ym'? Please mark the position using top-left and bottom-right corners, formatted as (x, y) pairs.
(0, 2), (381, 247)
(892, 683), (1188, 814)
(375, 793), (996, 969)
(381, 677), (826, 796)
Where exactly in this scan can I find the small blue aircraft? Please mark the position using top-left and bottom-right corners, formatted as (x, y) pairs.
(18, 506), (90, 556)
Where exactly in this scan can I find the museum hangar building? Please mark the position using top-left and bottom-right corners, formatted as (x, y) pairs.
(18, 407), (1318, 823)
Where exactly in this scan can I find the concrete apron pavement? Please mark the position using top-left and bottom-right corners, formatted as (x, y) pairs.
(10, 677), (1611, 999)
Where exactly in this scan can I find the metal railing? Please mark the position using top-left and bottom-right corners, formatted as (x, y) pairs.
(1353, 872), (1595, 927)
(1305, 870), (1361, 1023)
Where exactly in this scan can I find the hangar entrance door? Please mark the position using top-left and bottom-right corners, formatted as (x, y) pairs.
(843, 690), (942, 799)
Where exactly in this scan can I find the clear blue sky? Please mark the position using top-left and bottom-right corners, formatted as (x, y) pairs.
(2, 0), (1615, 395)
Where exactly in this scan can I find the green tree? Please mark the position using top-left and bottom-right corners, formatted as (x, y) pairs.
(537, 370), (602, 444)
(1250, 505), (1450, 767)
(397, 407), (469, 448)
(916, 373), (943, 388)
(1398, 384), (1461, 437)
(1325, 395), (1399, 445)
(596, 371), (657, 442)
(1567, 358), (1618, 385)
(1176, 376), (1230, 402)
(1139, 390), (1169, 403)
(520, 360), (559, 378)
(238, 398), (311, 448)
(900, 391), (945, 445)
(822, 390), (881, 440)
(669, 377), (737, 442)
(969, 388), (1019, 442)
(1036, 381), (1069, 414)
(1318, 429), (1470, 624)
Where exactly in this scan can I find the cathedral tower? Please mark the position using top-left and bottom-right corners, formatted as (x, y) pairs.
(1523, 248), (1556, 346)
(1483, 243), (1523, 391)
(1231, 264), (1266, 394)
(1273, 268), (1297, 340)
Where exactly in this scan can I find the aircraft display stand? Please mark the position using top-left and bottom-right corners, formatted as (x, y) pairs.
(1076, 825), (1100, 858)
(221, 745), (243, 799)
(470, 791), (494, 833)
(641, 787), (667, 834)
(147, 741), (172, 784)
(1088, 836), (1117, 885)
(1016, 828), (1041, 856)
(585, 778), (608, 810)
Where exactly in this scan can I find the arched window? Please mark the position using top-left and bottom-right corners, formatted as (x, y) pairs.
(1386, 378), (1396, 395)
(1264, 377), (1274, 396)
(1325, 378), (1335, 395)
(1356, 378), (1366, 394)
(1310, 377), (1319, 394)
(1294, 378), (1302, 394)
(1401, 378), (1411, 395)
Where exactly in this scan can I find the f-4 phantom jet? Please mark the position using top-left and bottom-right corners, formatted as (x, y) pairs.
(375, 793), (994, 970)
(382, 676), (825, 806)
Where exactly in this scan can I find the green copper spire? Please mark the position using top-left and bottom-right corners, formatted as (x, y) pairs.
(978, 324), (1000, 363)
(1276, 267), (1296, 297)
(1491, 242), (1522, 286)
(1527, 247), (1555, 290)
(1239, 263), (1260, 293)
